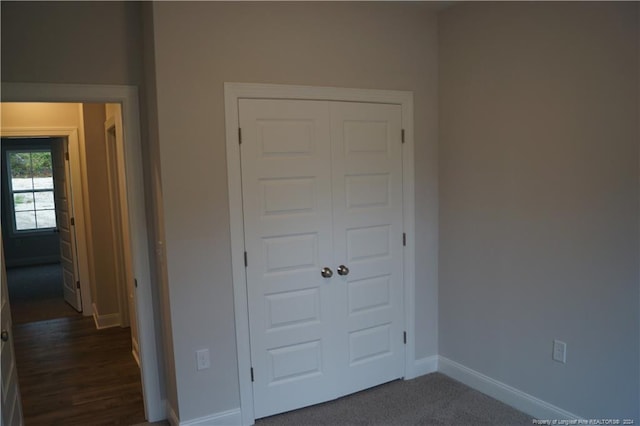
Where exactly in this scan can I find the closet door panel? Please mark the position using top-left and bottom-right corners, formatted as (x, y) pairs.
(330, 102), (405, 397)
(240, 99), (339, 418)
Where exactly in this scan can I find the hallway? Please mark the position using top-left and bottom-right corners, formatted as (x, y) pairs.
(13, 315), (145, 425)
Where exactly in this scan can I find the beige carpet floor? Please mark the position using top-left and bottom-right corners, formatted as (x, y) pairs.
(256, 373), (532, 426)
(137, 373), (533, 425)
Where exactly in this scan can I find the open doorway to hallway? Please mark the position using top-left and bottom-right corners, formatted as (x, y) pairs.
(1, 102), (145, 423)
(0, 83), (164, 425)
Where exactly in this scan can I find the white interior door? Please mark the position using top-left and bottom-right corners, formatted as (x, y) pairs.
(1, 233), (24, 426)
(52, 138), (82, 312)
(330, 102), (405, 396)
(240, 99), (339, 418)
(241, 99), (405, 418)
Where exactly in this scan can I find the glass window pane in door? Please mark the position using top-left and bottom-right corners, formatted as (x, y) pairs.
(14, 193), (35, 212)
(36, 210), (57, 228)
(15, 211), (36, 230)
(34, 191), (55, 210)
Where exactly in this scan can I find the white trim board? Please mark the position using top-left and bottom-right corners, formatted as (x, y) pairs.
(1, 82), (164, 422)
(224, 82), (416, 426)
(132, 338), (141, 368)
(173, 409), (242, 426)
(413, 355), (439, 377)
(438, 356), (584, 421)
(92, 302), (121, 329)
(166, 403), (180, 426)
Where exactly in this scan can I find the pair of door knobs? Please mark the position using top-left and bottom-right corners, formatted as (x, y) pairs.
(321, 265), (349, 278)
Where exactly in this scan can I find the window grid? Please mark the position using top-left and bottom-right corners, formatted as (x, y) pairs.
(7, 150), (57, 232)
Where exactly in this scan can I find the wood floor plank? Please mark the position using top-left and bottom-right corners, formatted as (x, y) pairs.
(13, 316), (146, 425)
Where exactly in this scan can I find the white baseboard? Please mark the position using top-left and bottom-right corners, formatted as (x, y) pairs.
(131, 348), (140, 368)
(438, 356), (583, 421)
(166, 402), (179, 426)
(166, 356), (581, 426)
(411, 355), (439, 378)
(132, 338), (140, 367)
(176, 408), (242, 426)
(91, 303), (121, 329)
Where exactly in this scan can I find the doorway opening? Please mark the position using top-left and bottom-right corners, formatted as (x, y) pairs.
(0, 84), (163, 424)
(1, 136), (81, 324)
(1, 102), (144, 423)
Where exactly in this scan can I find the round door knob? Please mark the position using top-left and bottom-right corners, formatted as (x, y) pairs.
(321, 267), (333, 278)
(337, 265), (350, 276)
(1, 330), (8, 342)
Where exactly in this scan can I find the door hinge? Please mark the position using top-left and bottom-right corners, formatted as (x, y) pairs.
(76, 281), (81, 289)
(244, 251), (248, 267)
(70, 217), (75, 226)
(238, 128), (242, 144)
(65, 152), (70, 161)
(403, 331), (407, 345)
(401, 129), (405, 144)
(403, 233), (406, 247)
(250, 367), (254, 382)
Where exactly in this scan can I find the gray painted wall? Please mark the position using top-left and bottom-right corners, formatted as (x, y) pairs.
(2, 1), (638, 423)
(439, 2), (639, 420)
(83, 103), (120, 315)
(1, 1), (143, 85)
(151, 2), (439, 421)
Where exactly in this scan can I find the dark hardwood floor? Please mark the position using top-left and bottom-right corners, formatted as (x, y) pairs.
(13, 316), (146, 425)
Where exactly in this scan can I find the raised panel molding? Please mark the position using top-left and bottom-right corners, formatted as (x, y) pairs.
(347, 225), (390, 262)
(348, 323), (392, 365)
(258, 119), (315, 156)
(348, 275), (391, 315)
(266, 288), (320, 330)
(345, 174), (390, 209)
(263, 233), (318, 273)
(261, 178), (316, 216)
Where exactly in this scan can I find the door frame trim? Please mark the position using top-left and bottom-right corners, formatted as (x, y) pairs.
(0, 82), (164, 422)
(224, 82), (416, 426)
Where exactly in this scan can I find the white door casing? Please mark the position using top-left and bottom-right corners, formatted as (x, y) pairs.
(1, 232), (23, 426)
(226, 83), (416, 426)
(237, 93), (410, 420)
(105, 110), (140, 364)
(52, 138), (82, 312)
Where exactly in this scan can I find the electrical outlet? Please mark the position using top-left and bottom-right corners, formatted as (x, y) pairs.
(552, 340), (566, 364)
(196, 349), (210, 371)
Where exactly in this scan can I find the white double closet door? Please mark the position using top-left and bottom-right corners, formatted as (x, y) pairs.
(240, 99), (405, 418)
